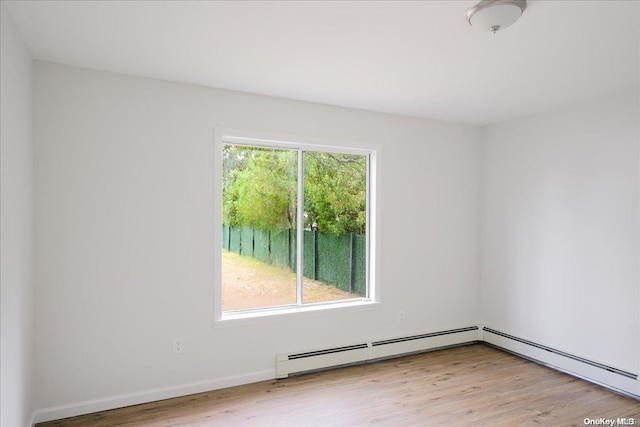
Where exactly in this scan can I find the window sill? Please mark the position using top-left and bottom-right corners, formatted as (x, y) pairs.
(214, 300), (381, 328)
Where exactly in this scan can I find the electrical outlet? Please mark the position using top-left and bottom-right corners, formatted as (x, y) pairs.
(398, 310), (405, 324)
(173, 338), (184, 354)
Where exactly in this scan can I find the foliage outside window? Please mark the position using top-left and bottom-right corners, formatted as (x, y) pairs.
(220, 140), (371, 313)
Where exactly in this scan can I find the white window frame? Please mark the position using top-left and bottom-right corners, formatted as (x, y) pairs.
(213, 128), (380, 325)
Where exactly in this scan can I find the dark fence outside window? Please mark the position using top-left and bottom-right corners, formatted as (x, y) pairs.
(222, 224), (366, 296)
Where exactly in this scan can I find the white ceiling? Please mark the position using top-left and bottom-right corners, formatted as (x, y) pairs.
(3, 0), (639, 126)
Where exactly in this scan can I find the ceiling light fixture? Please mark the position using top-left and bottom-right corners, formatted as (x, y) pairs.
(466, 0), (527, 33)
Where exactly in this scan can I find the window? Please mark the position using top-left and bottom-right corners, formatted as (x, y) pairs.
(214, 130), (377, 321)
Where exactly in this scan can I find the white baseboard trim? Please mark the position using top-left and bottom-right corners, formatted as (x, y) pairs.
(31, 369), (275, 425)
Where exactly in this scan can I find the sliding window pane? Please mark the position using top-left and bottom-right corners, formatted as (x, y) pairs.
(302, 151), (367, 304)
(221, 144), (298, 311)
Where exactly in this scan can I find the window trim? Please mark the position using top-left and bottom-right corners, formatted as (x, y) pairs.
(213, 128), (379, 324)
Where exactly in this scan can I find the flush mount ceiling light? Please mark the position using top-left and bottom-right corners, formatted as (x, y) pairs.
(466, 0), (527, 33)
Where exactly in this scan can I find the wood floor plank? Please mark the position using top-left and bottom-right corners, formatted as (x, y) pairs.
(37, 344), (640, 426)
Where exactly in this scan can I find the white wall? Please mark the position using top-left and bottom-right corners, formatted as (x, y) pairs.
(31, 51), (639, 422)
(481, 92), (639, 376)
(33, 61), (481, 418)
(0, 5), (36, 427)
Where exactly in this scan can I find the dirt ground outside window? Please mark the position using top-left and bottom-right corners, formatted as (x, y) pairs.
(222, 250), (360, 311)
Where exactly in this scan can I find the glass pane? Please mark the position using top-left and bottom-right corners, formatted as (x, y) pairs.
(221, 144), (298, 311)
(302, 152), (367, 304)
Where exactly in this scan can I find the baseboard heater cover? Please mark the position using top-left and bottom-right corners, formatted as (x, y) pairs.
(371, 326), (479, 347)
(483, 327), (638, 380)
(276, 326), (479, 378)
(287, 343), (369, 360)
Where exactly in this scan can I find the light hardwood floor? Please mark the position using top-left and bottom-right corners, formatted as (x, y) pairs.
(37, 344), (640, 426)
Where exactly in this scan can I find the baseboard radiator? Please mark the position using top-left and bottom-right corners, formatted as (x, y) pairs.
(275, 326), (479, 378)
(482, 327), (637, 380)
(482, 326), (639, 399)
